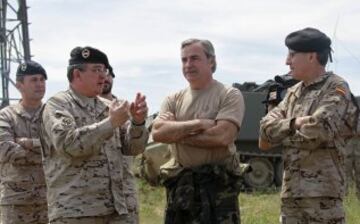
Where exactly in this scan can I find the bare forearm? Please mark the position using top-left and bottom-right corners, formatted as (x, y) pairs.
(152, 119), (205, 143)
(182, 121), (238, 149)
(182, 132), (227, 148)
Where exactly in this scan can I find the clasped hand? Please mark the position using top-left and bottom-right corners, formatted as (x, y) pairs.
(109, 93), (148, 127)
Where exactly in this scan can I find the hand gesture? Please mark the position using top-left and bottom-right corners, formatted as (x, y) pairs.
(130, 93), (148, 125)
(109, 99), (130, 127)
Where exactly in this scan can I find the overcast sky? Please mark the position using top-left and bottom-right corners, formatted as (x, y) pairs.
(5, 0), (360, 113)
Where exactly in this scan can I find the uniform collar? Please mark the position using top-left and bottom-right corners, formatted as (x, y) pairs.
(68, 87), (108, 115)
(302, 71), (332, 88)
(12, 102), (43, 120)
(68, 87), (96, 108)
(288, 71), (333, 98)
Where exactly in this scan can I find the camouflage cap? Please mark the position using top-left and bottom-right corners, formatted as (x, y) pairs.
(285, 27), (331, 52)
(16, 60), (47, 80)
(69, 46), (109, 68)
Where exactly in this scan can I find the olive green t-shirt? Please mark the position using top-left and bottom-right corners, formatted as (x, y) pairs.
(159, 80), (245, 167)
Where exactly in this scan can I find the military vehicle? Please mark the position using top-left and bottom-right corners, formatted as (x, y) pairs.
(233, 75), (300, 189)
(233, 82), (282, 190)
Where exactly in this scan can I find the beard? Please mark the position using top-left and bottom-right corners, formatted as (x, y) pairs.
(102, 82), (113, 95)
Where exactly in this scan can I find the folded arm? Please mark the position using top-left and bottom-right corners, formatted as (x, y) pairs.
(259, 99), (291, 150)
(260, 83), (351, 150)
(152, 117), (213, 143)
(0, 120), (38, 164)
(282, 89), (350, 149)
(181, 119), (238, 149)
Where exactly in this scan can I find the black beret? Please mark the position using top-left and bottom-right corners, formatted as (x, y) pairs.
(16, 60), (47, 80)
(69, 46), (109, 68)
(285, 27), (331, 52)
(108, 65), (115, 78)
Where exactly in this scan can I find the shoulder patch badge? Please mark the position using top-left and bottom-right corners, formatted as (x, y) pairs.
(335, 86), (346, 97)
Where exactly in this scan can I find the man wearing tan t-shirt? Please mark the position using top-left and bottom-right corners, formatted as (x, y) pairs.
(152, 38), (245, 224)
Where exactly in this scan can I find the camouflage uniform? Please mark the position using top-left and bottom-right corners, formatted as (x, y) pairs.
(40, 88), (148, 223)
(122, 156), (139, 221)
(344, 136), (360, 198)
(0, 103), (48, 224)
(260, 73), (356, 224)
(160, 80), (245, 224)
(109, 95), (139, 220)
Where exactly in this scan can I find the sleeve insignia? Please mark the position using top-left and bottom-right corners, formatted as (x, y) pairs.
(335, 86), (346, 97)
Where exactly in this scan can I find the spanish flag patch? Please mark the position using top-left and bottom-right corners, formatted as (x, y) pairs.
(335, 86), (346, 96)
(259, 138), (272, 150)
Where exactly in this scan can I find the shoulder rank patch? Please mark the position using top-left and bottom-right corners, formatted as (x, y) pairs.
(335, 86), (346, 97)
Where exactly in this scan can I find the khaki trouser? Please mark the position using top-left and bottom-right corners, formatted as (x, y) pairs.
(280, 197), (345, 224)
(50, 211), (138, 224)
(0, 204), (48, 224)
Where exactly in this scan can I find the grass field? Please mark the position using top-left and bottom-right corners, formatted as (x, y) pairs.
(138, 179), (360, 224)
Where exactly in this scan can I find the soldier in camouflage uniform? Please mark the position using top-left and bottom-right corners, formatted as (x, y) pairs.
(100, 65), (139, 222)
(344, 130), (360, 199)
(0, 61), (48, 224)
(40, 46), (148, 224)
(259, 28), (358, 224)
(152, 39), (245, 224)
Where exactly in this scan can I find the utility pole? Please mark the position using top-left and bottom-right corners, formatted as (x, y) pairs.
(0, 0), (31, 108)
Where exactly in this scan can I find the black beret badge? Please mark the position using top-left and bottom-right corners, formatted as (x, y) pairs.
(82, 48), (90, 59)
(16, 60), (47, 79)
(20, 63), (27, 72)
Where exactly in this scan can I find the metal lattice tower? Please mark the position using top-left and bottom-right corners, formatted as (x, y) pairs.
(0, 0), (31, 108)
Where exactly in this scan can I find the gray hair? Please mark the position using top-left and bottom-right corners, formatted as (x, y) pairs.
(181, 38), (217, 73)
(66, 64), (86, 82)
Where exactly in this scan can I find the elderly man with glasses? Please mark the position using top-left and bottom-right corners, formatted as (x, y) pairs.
(40, 46), (148, 224)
